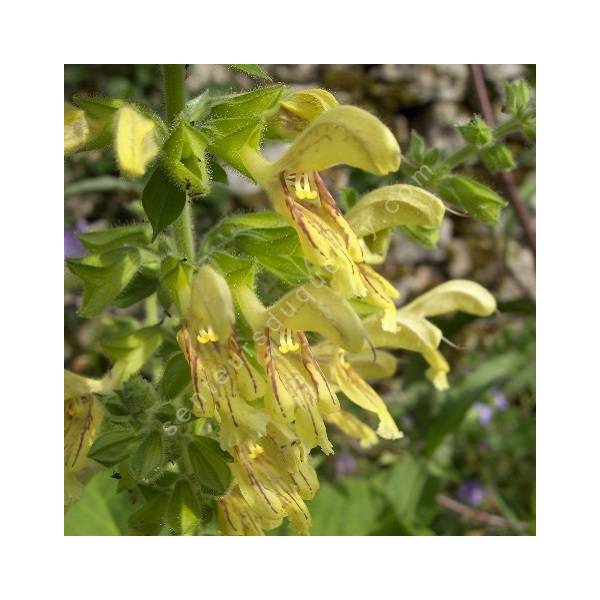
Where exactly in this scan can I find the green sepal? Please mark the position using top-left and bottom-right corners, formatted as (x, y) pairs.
(161, 120), (210, 196)
(159, 256), (193, 314)
(456, 116), (493, 147)
(505, 79), (531, 116)
(201, 117), (263, 178)
(66, 247), (141, 317)
(480, 143), (515, 173)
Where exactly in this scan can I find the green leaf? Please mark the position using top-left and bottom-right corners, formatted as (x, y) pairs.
(159, 352), (191, 399)
(380, 458), (429, 528)
(76, 224), (151, 253)
(88, 430), (141, 467)
(142, 164), (186, 240)
(168, 480), (205, 536)
(128, 430), (165, 482)
(64, 176), (142, 197)
(407, 130), (427, 164)
(184, 90), (210, 122)
(64, 472), (135, 535)
(113, 270), (159, 308)
(309, 478), (384, 536)
(186, 438), (231, 495)
(234, 228), (310, 284)
(128, 493), (170, 535)
(66, 247), (141, 317)
(228, 64), (272, 81)
(100, 326), (163, 380)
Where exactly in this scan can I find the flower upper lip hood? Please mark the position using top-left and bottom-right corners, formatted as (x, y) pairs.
(241, 105), (401, 185)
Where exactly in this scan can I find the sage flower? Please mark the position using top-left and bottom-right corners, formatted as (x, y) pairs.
(64, 370), (108, 507)
(364, 280), (497, 390)
(177, 266), (269, 449)
(240, 105), (401, 300)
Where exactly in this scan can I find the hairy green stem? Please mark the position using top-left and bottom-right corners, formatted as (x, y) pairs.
(162, 65), (195, 262)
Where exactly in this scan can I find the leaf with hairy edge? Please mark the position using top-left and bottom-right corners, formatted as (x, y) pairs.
(228, 64), (272, 81)
(142, 164), (186, 240)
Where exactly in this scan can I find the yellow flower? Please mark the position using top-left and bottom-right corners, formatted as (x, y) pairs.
(64, 103), (90, 154)
(314, 343), (402, 441)
(230, 437), (313, 535)
(233, 280), (374, 454)
(217, 488), (281, 536)
(325, 410), (379, 449)
(364, 280), (497, 390)
(64, 370), (109, 507)
(177, 266), (268, 449)
(240, 105), (401, 299)
(114, 105), (160, 178)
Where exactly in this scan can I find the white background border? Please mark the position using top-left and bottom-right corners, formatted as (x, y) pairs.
(2, 1), (597, 597)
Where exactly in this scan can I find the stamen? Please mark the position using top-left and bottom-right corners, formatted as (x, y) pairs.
(304, 173), (318, 200)
(278, 328), (300, 354)
(338, 350), (351, 370)
(290, 172), (318, 202)
(248, 444), (264, 459)
(197, 326), (219, 344)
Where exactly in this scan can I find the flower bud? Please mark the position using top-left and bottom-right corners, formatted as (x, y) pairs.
(436, 175), (507, 224)
(266, 88), (338, 140)
(114, 105), (160, 178)
(456, 116), (493, 147)
(481, 143), (515, 173)
(505, 79), (531, 115)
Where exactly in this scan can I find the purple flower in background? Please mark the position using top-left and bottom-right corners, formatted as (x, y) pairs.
(334, 451), (358, 477)
(491, 387), (509, 411)
(457, 479), (487, 507)
(64, 225), (86, 258)
(473, 402), (494, 426)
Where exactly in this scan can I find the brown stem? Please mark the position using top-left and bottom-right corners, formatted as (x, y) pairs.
(469, 64), (536, 266)
(437, 493), (528, 532)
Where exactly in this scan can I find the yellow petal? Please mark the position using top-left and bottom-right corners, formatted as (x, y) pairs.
(358, 263), (399, 332)
(326, 410), (379, 448)
(64, 102), (90, 154)
(365, 311), (450, 391)
(347, 349), (397, 380)
(190, 265), (235, 341)
(267, 282), (366, 353)
(403, 280), (497, 317)
(346, 184), (445, 237)
(270, 105), (401, 176)
(114, 105), (160, 178)
(331, 350), (402, 440)
(217, 488), (281, 536)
